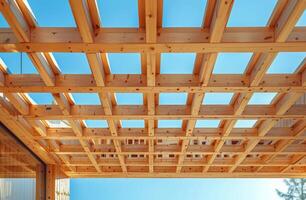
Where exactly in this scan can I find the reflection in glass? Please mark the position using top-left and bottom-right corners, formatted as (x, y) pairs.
(0, 124), (45, 200)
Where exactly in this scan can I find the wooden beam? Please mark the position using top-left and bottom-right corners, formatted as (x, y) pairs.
(145, 0), (157, 173)
(1, 74), (304, 93)
(24, 104), (306, 120)
(69, 0), (94, 43)
(69, 0), (127, 173)
(2, 26), (306, 43)
(35, 127), (306, 141)
(0, 0), (30, 42)
(275, 0), (306, 42)
(177, 0), (233, 173)
(1, 41), (305, 53)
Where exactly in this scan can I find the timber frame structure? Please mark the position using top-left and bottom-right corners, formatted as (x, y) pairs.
(0, 0), (305, 178)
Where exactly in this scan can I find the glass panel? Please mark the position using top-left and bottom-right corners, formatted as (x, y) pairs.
(0, 123), (46, 200)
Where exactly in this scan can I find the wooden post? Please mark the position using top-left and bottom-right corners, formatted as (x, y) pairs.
(35, 164), (45, 200)
(46, 165), (56, 200)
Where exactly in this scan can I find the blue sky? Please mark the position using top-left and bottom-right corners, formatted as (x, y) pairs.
(70, 178), (287, 200)
(0, 0), (305, 197)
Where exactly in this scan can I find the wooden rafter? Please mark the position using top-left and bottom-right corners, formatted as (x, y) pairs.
(69, 0), (127, 173)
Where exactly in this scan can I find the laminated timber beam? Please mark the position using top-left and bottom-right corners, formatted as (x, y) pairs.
(35, 127), (306, 141)
(144, 0), (158, 173)
(24, 104), (306, 120)
(53, 143), (306, 155)
(0, 27), (305, 49)
(0, 40), (305, 53)
(65, 172), (306, 178)
(0, 74), (305, 93)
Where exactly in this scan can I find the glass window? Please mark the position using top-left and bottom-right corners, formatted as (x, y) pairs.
(0, 123), (46, 200)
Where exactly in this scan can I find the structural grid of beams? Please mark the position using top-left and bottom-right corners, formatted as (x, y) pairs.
(0, 0), (305, 178)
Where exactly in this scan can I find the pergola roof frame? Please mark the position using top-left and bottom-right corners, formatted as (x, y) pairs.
(0, 0), (305, 178)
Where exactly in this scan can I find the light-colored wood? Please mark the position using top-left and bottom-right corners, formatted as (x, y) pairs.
(35, 164), (44, 200)
(226, 0), (306, 173)
(145, 0), (157, 173)
(46, 165), (56, 200)
(0, 0), (305, 178)
(178, 0), (233, 173)
(69, 0), (127, 173)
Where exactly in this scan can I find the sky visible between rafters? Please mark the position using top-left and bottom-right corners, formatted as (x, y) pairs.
(0, 0), (305, 129)
(0, 0), (305, 199)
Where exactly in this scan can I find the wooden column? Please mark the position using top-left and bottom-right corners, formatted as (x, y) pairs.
(46, 165), (56, 200)
(35, 164), (45, 200)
